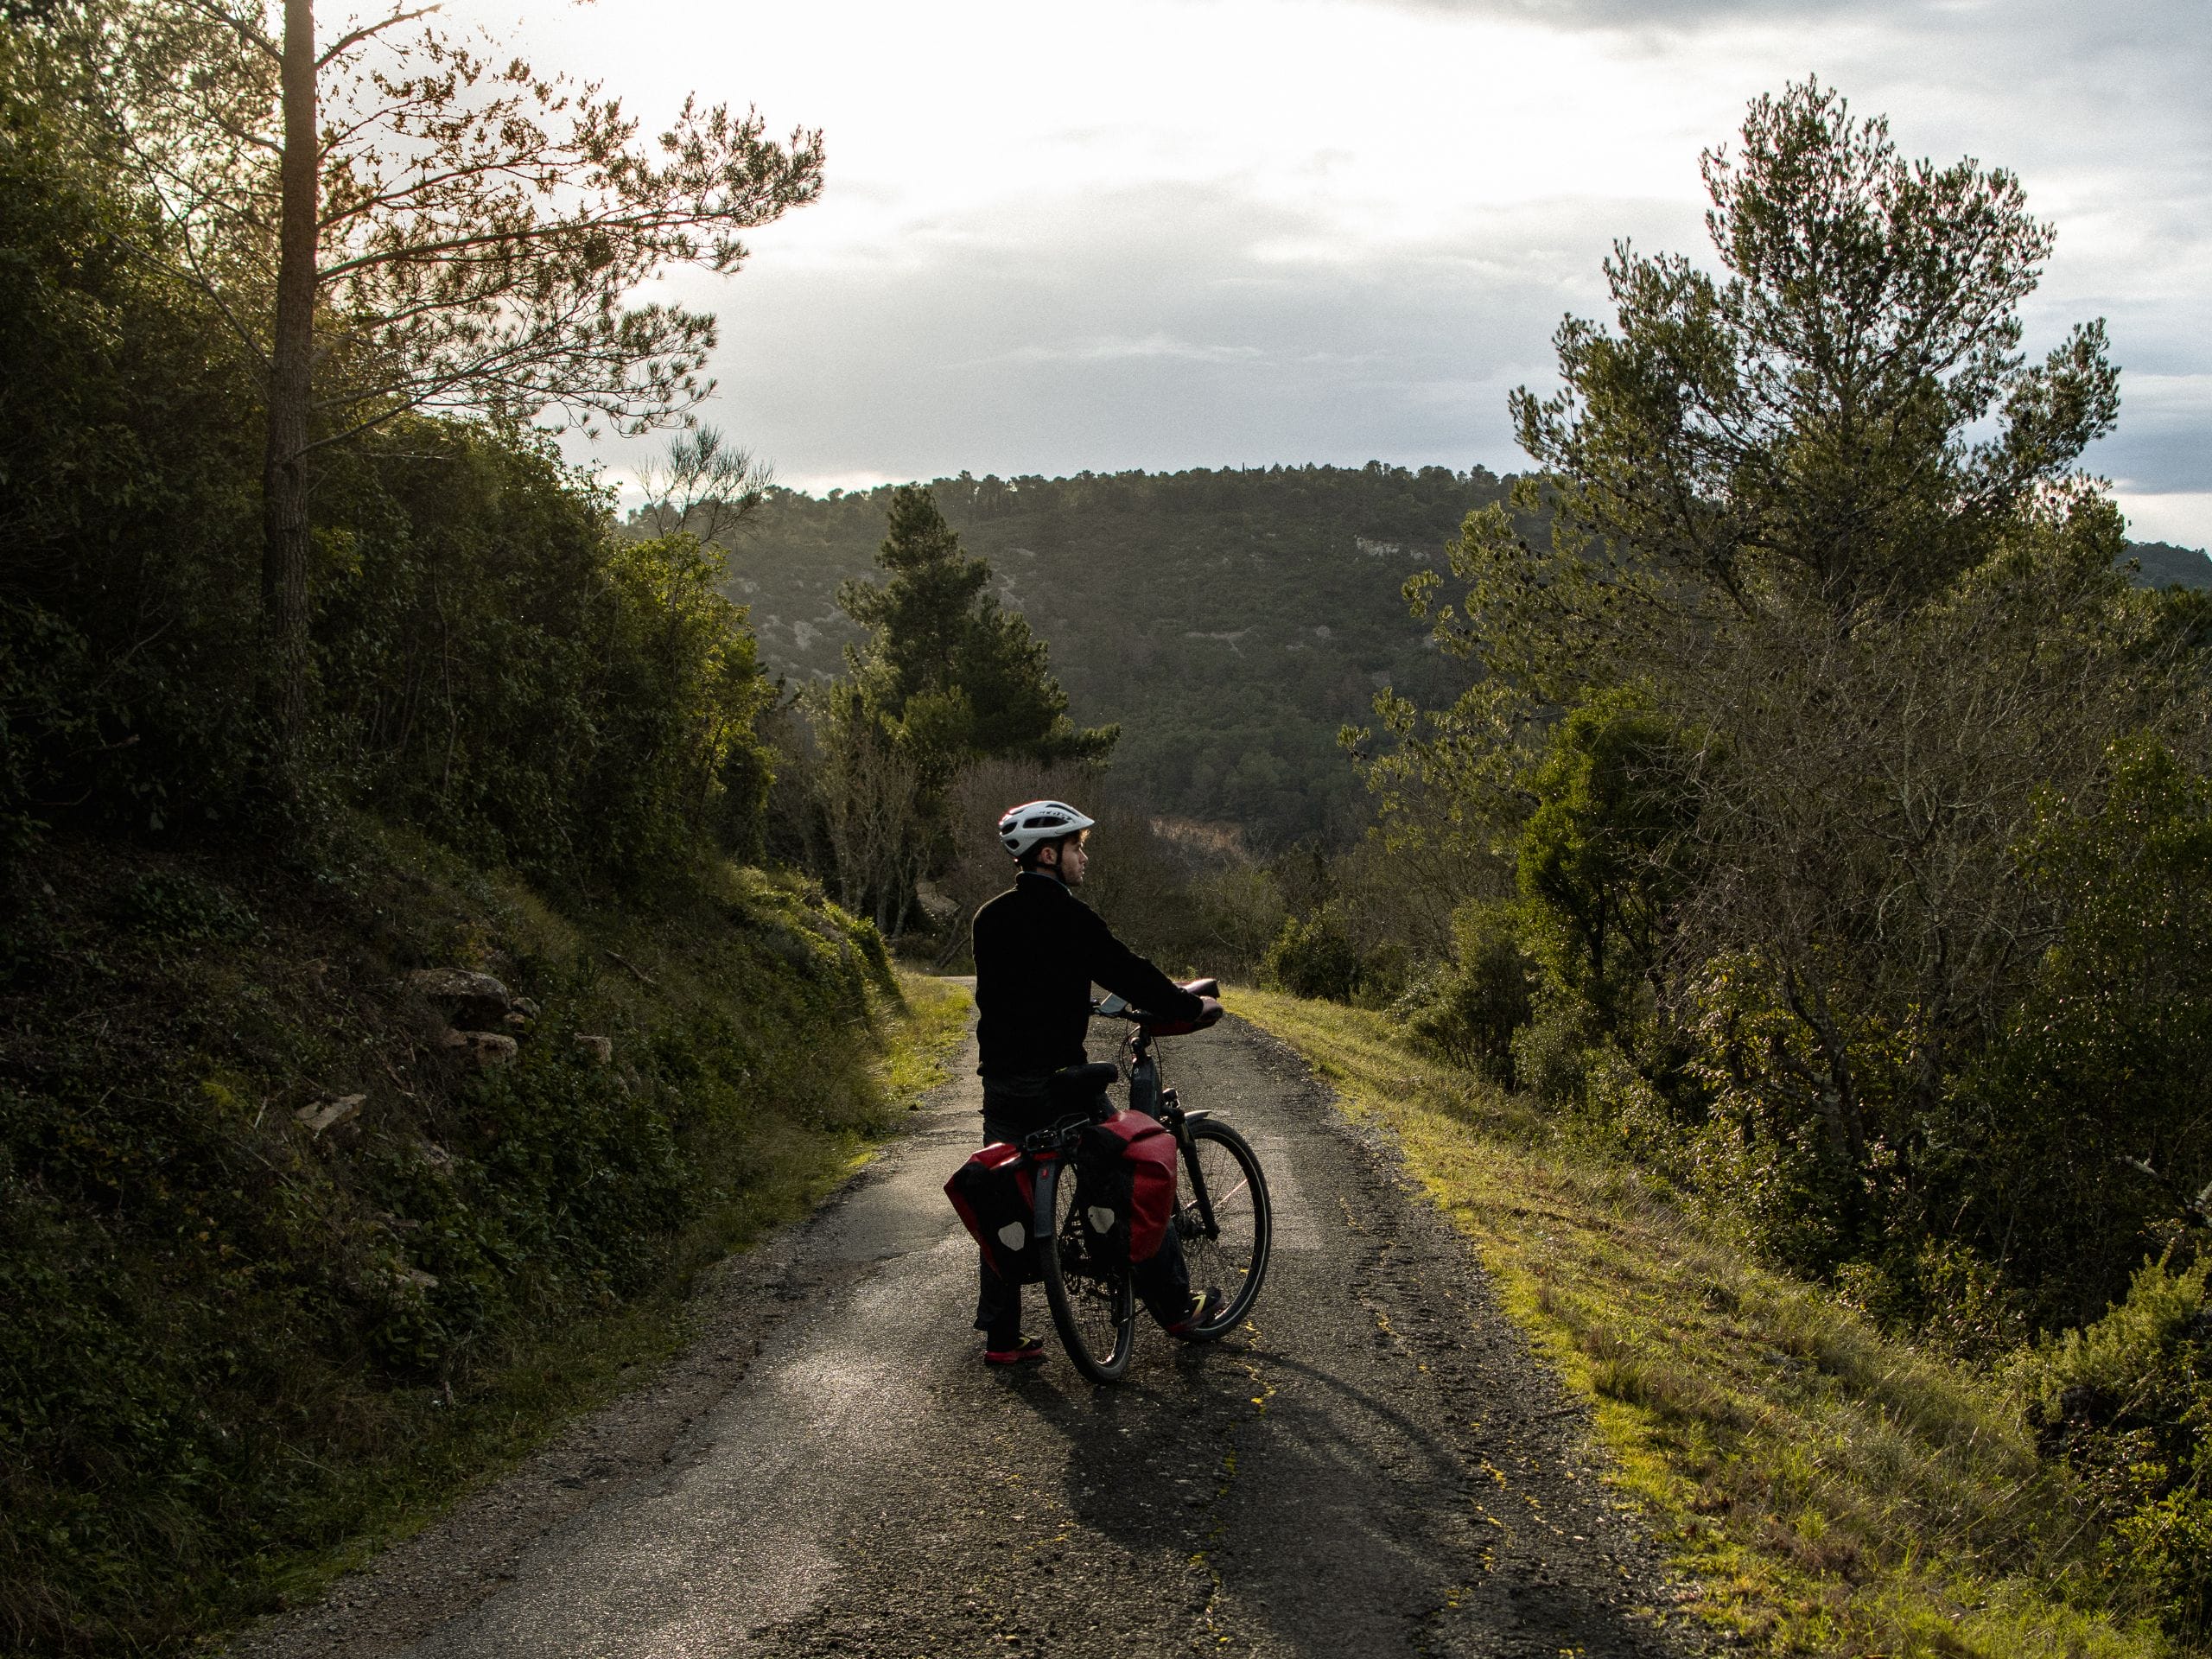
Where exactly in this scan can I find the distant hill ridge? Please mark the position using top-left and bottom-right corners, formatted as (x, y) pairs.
(2124, 540), (2212, 589)
(716, 466), (2207, 846)
(726, 465), (1503, 845)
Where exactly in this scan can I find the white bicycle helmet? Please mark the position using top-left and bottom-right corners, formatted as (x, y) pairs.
(997, 799), (1096, 858)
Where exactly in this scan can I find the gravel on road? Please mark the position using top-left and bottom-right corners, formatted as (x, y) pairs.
(227, 1011), (1707, 1659)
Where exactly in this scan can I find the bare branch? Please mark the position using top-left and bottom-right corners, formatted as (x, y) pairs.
(315, 3), (442, 69)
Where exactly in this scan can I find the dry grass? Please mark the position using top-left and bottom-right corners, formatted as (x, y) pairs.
(1232, 986), (2174, 1658)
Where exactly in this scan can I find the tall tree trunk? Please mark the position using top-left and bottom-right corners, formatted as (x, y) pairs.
(260, 0), (319, 770)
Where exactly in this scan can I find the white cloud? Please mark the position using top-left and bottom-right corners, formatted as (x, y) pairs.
(423, 0), (2212, 549)
(2115, 494), (2212, 551)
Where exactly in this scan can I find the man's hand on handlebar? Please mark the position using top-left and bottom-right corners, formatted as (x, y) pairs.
(1090, 980), (1225, 1033)
(1179, 976), (1224, 1028)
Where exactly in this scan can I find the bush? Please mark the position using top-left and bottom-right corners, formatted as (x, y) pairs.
(315, 425), (778, 887)
(2024, 1252), (2212, 1639)
(1516, 688), (1697, 1033)
(0, 100), (262, 849)
(1262, 910), (1364, 1001)
(1397, 900), (1535, 1083)
(0, 836), (897, 1653)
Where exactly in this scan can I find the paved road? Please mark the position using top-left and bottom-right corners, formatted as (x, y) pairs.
(232, 1012), (1701, 1659)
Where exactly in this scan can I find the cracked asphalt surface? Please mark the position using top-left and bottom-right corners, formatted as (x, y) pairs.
(229, 1009), (1705, 1659)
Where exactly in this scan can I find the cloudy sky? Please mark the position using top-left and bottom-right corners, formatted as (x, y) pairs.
(477, 0), (2207, 547)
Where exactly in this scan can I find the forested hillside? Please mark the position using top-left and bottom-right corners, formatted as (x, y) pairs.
(2127, 539), (2212, 589)
(721, 465), (1503, 844)
(715, 471), (2200, 848)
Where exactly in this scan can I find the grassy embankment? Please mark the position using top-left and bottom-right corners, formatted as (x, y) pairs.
(0, 825), (970, 1657)
(1233, 987), (2177, 1659)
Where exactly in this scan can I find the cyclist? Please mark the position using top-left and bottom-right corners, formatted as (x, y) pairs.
(970, 799), (1224, 1365)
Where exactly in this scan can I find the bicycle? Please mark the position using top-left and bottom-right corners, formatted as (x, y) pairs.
(1022, 978), (1274, 1383)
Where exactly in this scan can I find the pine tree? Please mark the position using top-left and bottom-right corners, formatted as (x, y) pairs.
(836, 485), (1116, 772)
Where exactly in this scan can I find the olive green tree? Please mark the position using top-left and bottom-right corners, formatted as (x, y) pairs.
(1366, 79), (2204, 1305)
(813, 486), (1116, 933)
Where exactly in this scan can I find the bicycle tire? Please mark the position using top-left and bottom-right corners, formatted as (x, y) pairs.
(1175, 1117), (1272, 1338)
(1039, 1160), (1138, 1382)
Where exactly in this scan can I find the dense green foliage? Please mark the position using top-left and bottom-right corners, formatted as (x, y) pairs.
(835, 485), (1115, 769)
(721, 467), (2186, 861)
(0, 834), (899, 1655)
(0, 37), (777, 886)
(318, 424), (777, 878)
(0, 20), (882, 1656)
(2026, 1254), (2212, 1632)
(782, 486), (1112, 931)
(1329, 81), (2212, 1641)
(0, 55), (264, 849)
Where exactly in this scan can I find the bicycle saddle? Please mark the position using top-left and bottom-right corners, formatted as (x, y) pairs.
(1046, 1061), (1119, 1106)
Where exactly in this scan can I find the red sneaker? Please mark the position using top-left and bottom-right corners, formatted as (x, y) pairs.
(1166, 1287), (1224, 1339)
(984, 1336), (1046, 1366)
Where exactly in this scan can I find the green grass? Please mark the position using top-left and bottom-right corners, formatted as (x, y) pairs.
(1231, 986), (2177, 1658)
(871, 971), (973, 1112)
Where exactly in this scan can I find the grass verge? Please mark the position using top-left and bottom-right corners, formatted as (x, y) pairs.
(1231, 986), (2176, 1658)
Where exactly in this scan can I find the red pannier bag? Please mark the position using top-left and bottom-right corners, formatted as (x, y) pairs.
(1074, 1110), (1180, 1268)
(945, 1143), (1040, 1282)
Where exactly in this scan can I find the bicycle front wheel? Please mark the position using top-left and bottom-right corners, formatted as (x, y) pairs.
(1176, 1118), (1272, 1338)
(1039, 1162), (1137, 1382)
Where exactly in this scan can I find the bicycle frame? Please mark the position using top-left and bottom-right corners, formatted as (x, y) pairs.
(1124, 1025), (1228, 1245)
(1020, 989), (1268, 1375)
(1016, 1024), (1222, 1253)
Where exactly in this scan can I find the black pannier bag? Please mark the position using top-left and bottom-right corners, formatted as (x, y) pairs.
(945, 1142), (1040, 1282)
(1072, 1110), (1180, 1271)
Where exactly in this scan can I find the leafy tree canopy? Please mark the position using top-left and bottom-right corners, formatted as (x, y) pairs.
(1423, 76), (2121, 718)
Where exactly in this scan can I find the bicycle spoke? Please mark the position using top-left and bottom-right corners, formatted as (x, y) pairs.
(1042, 1165), (1135, 1381)
(1202, 1174), (1251, 1212)
(1178, 1121), (1271, 1337)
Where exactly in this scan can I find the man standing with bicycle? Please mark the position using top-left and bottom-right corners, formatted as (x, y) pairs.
(969, 800), (1224, 1365)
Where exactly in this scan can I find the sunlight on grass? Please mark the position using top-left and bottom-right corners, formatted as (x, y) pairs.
(876, 970), (973, 1110)
(1231, 986), (2172, 1659)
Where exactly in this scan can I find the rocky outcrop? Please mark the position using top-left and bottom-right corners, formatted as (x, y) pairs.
(442, 1029), (518, 1068)
(406, 968), (518, 1030)
(296, 1094), (366, 1135)
(405, 969), (590, 1072)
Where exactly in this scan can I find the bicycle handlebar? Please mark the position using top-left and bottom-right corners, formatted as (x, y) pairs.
(1090, 979), (1224, 1033)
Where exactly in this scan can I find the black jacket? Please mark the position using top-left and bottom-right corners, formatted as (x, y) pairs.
(972, 872), (1204, 1080)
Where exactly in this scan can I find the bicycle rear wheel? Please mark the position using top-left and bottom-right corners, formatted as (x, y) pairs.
(1039, 1162), (1137, 1382)
(1176, 1118), (1271, 1338)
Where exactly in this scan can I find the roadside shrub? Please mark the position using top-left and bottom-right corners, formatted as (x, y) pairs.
(1516, 688), (1698, 1034)
(1945, 738), (2212, 1333)
(1189, 863), (1289, 980)
(1510, 993), (1597, 1107)
(1396, 900), (1534, 1083)
(1262, 910), (1364, 1001)
(316, 425), (778, 887)
(2024, 1252), (2212, 1639)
